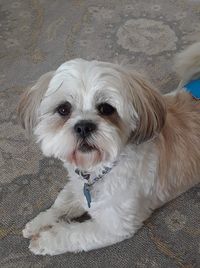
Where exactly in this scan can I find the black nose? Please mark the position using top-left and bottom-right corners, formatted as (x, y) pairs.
(74, 120), (97, 138)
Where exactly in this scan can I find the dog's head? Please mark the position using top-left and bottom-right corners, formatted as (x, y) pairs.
(18, 59), (166, 170)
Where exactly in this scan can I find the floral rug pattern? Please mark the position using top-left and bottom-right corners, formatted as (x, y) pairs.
(0, 0), (200, 267)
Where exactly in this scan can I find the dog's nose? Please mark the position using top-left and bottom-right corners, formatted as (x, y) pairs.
(74, 120), (97, 138)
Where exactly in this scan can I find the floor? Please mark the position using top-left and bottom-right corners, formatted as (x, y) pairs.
(0, 0), (200, 267)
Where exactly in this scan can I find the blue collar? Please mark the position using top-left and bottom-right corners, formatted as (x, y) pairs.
(184, 79), (200, 99)
(75, 163), (116, 208)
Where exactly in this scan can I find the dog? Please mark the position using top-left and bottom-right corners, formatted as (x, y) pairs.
(18, 43), (200, 255)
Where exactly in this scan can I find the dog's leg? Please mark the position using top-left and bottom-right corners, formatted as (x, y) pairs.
(28, 204), (139, 255)
(23, 183), (85, 239)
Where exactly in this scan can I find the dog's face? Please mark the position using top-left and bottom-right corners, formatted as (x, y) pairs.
(18, 59), (166, 170)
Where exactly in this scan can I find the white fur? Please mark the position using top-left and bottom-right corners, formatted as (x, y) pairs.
(20, 44), (200, 255)
(24, 144), (160, 255)
(175, 42), (200, 89)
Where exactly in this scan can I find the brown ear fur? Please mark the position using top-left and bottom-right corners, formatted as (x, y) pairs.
(17, 71), (54, 134)
(126, 71), (166, 144)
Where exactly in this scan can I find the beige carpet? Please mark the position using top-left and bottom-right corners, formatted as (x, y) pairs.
(0, 0), (200, 267)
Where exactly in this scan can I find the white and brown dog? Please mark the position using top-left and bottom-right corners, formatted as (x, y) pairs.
(18, 43), (200, 255)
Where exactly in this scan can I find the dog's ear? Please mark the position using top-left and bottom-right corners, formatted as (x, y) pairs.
(17, 71), (54, 135)
(126, 71), (166, 144)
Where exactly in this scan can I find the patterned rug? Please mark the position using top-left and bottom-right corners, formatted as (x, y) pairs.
(0, 0), (200, 267)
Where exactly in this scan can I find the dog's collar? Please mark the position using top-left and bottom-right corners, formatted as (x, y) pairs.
(75, 162), (117, 208)
(184, 79), (200, 99)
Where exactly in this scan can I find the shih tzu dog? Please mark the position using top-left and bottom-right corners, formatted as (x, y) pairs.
(18, 43), (200, 255)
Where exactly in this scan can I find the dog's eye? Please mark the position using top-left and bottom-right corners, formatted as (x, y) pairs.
(97, 103), (116, 116)
(56, 102), (71, 116)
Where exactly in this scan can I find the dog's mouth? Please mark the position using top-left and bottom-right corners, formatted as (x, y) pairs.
(65, 136), (110, 169)
(67, 141), (103, 169)
(78, 142), (96, 153)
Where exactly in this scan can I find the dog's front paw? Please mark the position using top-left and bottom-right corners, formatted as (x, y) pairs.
(23, 222), (53, 239)
(28, 226), (64, 255)
(23, 211), (54, 238)
(29, 234), (49, 255)
(29, 234), (48, 255)
(23, 221), (38, 239)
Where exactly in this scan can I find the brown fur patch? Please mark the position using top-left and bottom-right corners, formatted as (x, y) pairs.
(102, 112), (124, 130)
(132, 76), (166, 143)
(101, 112), (128, 142)
(43, 114), (70, 134)
(123, 71), (166, 144)
(155, 92), (200, 192)
(17, 71), (54, 134)
(71, 212), (91, 223)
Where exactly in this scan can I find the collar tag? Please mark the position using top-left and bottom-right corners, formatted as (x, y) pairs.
(75, 161), (117, 208)
(83, 183), (91, 208)
(184, 79), (200, 99)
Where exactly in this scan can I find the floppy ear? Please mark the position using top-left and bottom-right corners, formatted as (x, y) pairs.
(17, 71), (54, 135)
(126, 71), (166, 144)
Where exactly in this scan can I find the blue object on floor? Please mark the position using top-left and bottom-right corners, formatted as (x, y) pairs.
(184, 79), (200, 99)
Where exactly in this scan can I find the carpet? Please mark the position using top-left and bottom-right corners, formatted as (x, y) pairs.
(0, 0), (200, 267)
